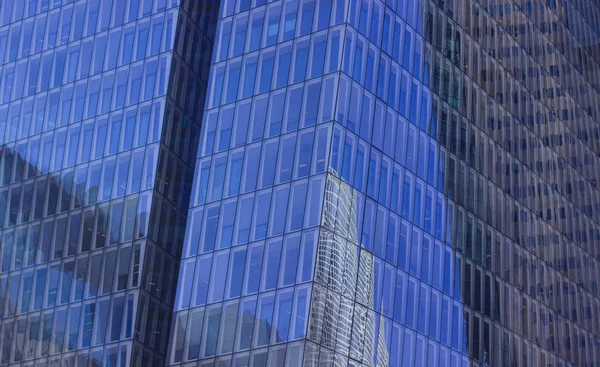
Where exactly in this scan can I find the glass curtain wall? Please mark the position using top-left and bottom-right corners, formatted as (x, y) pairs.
(169, 0), (467, 366)
(0, 0), (218, 366)
(169, 0), (600, 367)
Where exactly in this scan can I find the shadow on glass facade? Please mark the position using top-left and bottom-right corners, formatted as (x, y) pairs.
(2, 0), (600, 366)
(0, 0), (218, 366)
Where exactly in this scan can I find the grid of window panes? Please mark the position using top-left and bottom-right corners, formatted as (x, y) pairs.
(424, 0), (600, 366)
(170, 0), (600, 366)
(169, 0), (348, 365)
(168, 0), (468, 366)
(0, 0), (187, 366)
(319, 0), (471, 365)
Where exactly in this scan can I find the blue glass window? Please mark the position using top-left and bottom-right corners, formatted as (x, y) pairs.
(271, 187), (289, 235)
(266, 7), (280, 46)
(151, 20), (163, 55)
(286, 87), (303, 131)
(236, 196), (254, 244)
(317, 0), (332, 30)
(242, 59), (257, 98)
(195, 255), (212, 305)
(304, 83), (320, 126)
(293, 42), (309, 83)
(328, 31), (340, 72)
(263, 239), (282, 290)
(234, 102), (251, 146)
(341, 141), (352, 182)
(120, 30), (134, 65)
(269, 93), (285, 136)
(228, 154), (243, 197)
(296, 130), (314, 178)
(211, 159), (226, 201)
(261, 140), (278, 187)
(279, 135), (296, 182)
(365, 49), (375, 92)
(289, 182), (308, 230)
(311, 38), (326, 78)
(211, 69), (225, 108)
(259, 53), (274, 93)
(276, 46), (292, 88)
(353, 40), (363, 82)
(219, 201), (236, 249)
(245, 244), (263, 294)
(257, 295), (274, 346)
(300, 0), (315, 35)
(226, 63), (241, 103)
(283, 0), (298, 41)
(254, 191), (271, 239)
(354, 144), (366, 191)
(228, 248), (246, 298)
(358, 1), (368, 35)
(233, 19), (247, 57)
(249, 14), (264, 52)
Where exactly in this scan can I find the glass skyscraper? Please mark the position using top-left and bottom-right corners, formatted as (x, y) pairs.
(2, 0), (600, 366)
(0, 0), (219, 365)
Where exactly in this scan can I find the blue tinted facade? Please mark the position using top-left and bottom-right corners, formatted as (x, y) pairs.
(169, 0), (459, 365)
(0, 0), (218, 366)
(3, 0), (600, 366)
(169, 0), (600, 366)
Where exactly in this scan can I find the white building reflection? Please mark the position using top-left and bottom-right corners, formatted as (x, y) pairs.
(305, 171), (390, 366)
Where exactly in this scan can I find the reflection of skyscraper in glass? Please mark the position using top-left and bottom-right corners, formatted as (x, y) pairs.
(309, 172), (389, 366)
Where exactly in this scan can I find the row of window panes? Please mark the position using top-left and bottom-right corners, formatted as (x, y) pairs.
(429, 7), (600, 190)
(422, 0), (600, 320)
(0, 145), (158, 229)
(0, 198), (151, 278)
(314, 209), (595, 366)
(434, 98), (600, 287)
(215, 0), (347, 61)
(439, 81), (600, 226)
(0, 102), (164, 183)
(442, 0), (600, 142)
(326, 100), (600, 362)
(170, 285), (311, 364)
(0, 54), (170, 132)
(438, 151), (600, 325)
(343, 15), (424, 87)
(209, 28), (343, 111)
(0, 10), (176, 90)
(463, 0), (600, 119)
(4, 342), (133, 367)
(429, 77), (600, 315)
(307, 228), (596, 366)
(330, 28), (600, 342)
(0, 0), (175, 39)
(0, 240), (142, 317)
(429, 66), (600, 268)
(186, 175), (324, 257)
(202, 77), (337, 159)
(176, 228), (318, 310)
(426, 102), (597, 360)
(437, 159), (600, 335)
(195, 125), (331, 206)
(390, 2), (600, 221)
(0, 291), (135, 363)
